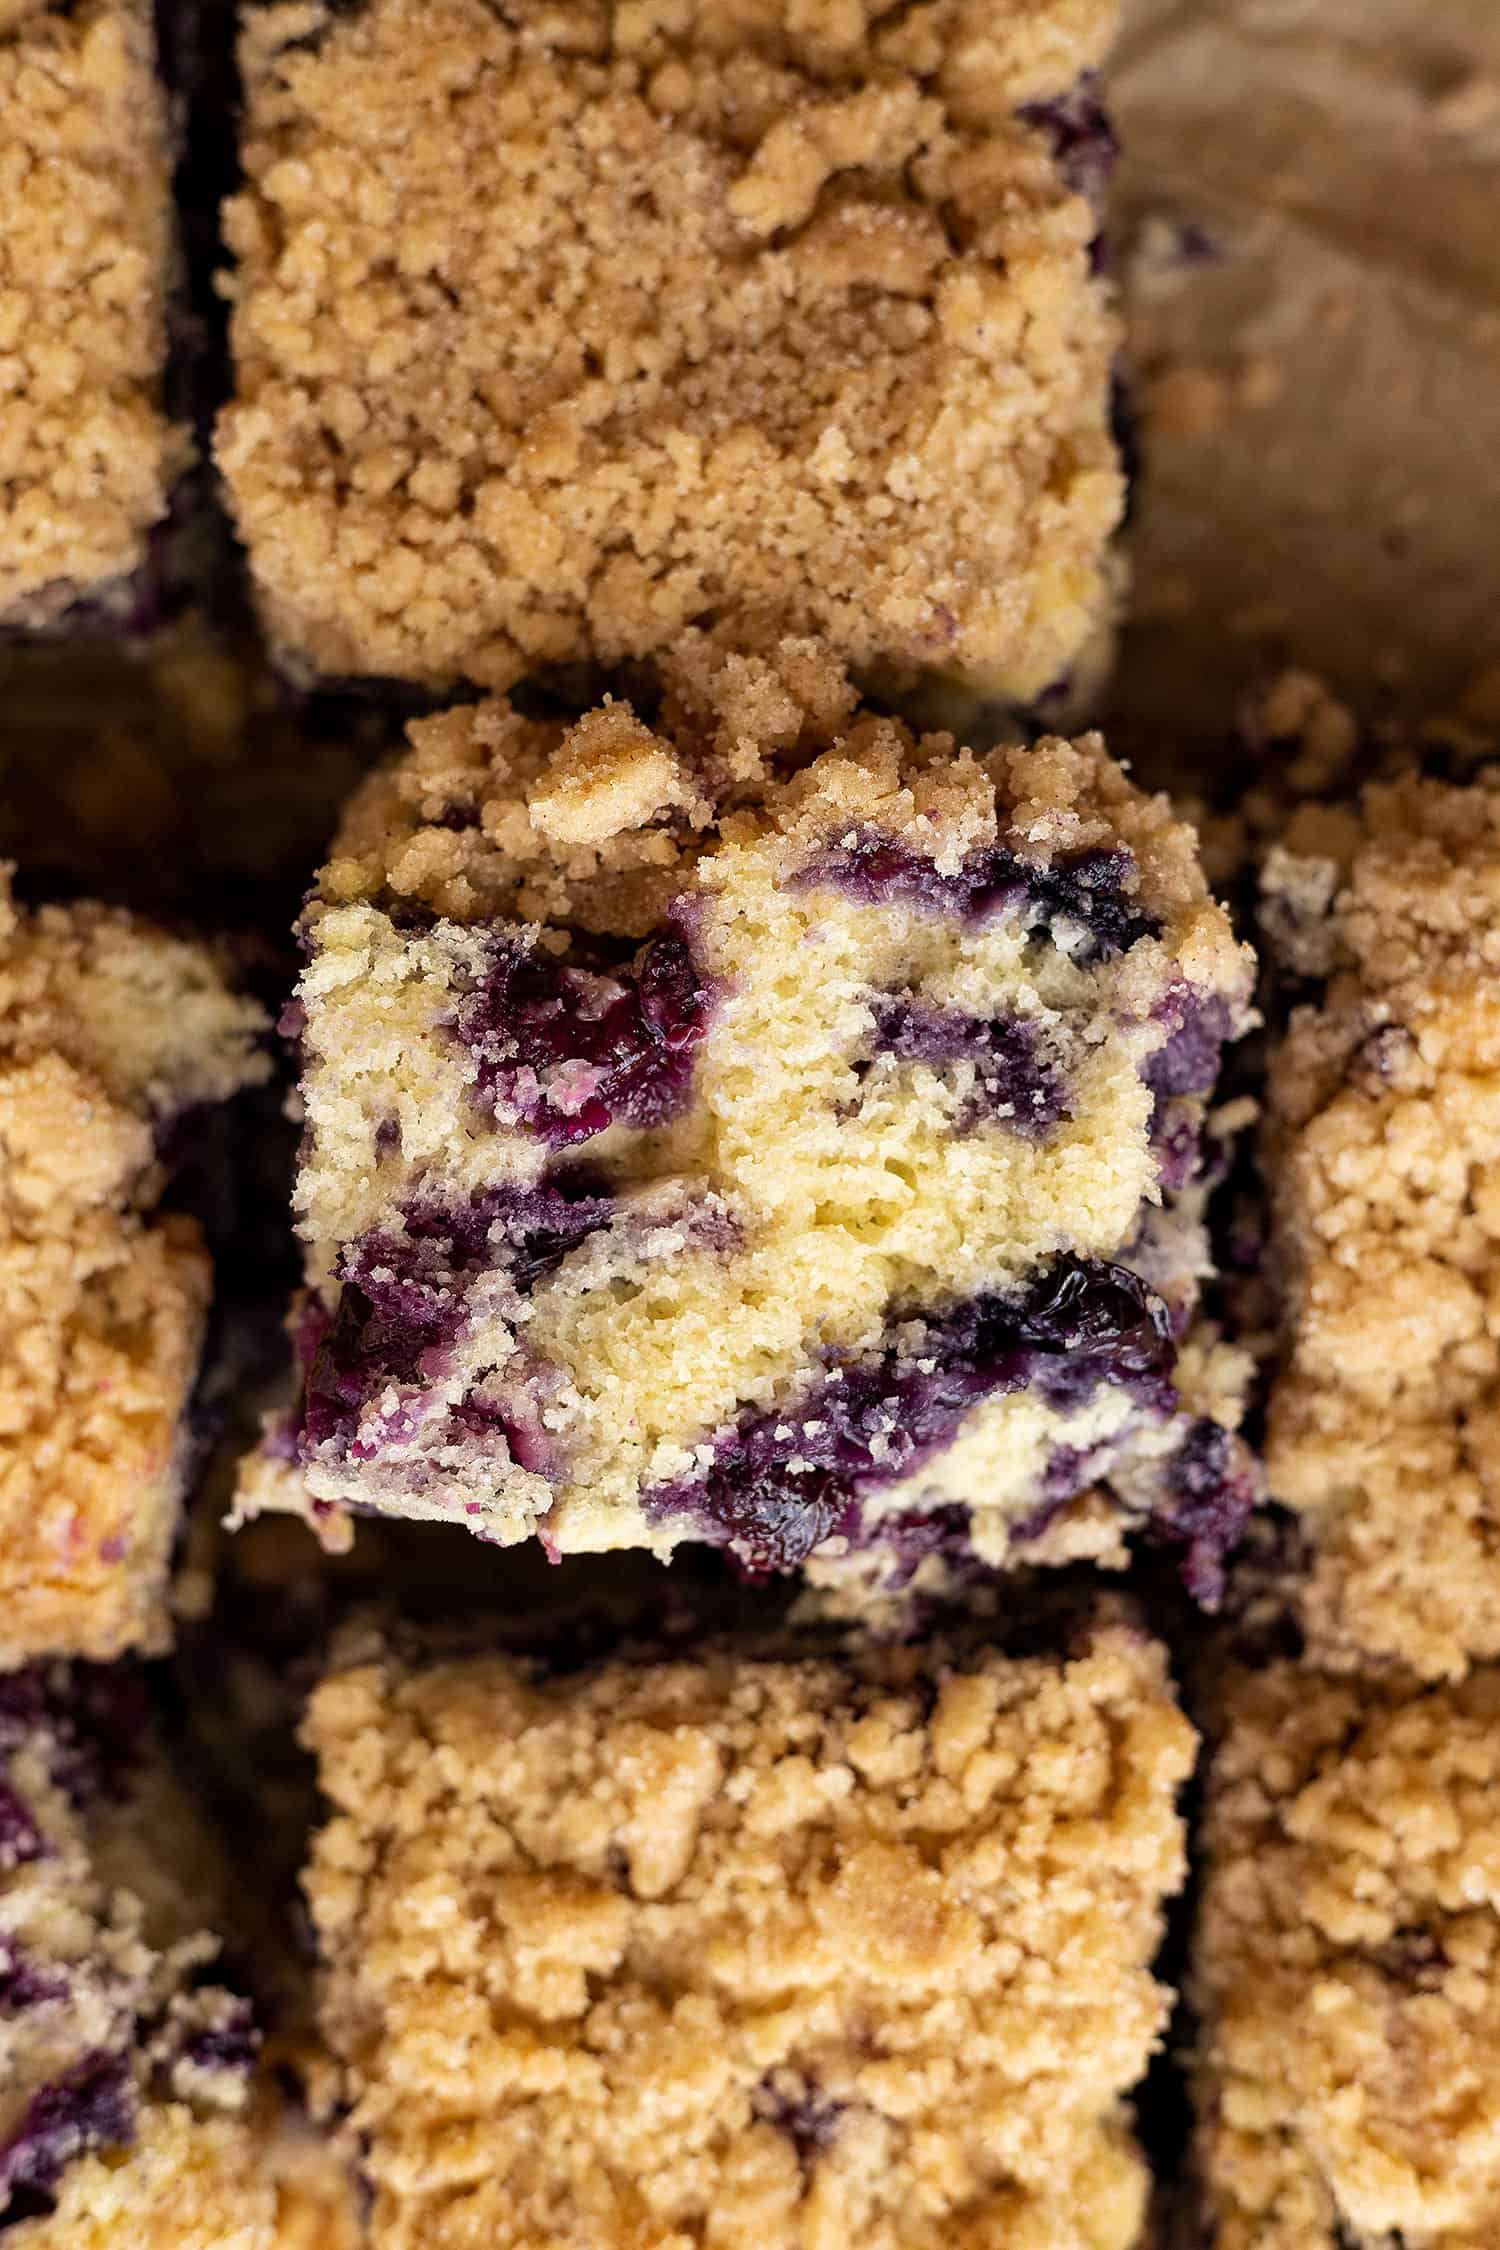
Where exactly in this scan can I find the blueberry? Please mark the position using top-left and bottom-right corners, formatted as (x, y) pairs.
(1148, 1419), (1260, 1606)
(645, 1257), (1175, 1573)
(175, 1999), (261, 2081)
(862, 998), (1069, 1139)
(752, 2075), (846, 2162)
(0, 2055), (134, 2210)
(801, 832), (1157, 961)
(299, 1174), (614, 1454)
(448, 921), (711, 1147)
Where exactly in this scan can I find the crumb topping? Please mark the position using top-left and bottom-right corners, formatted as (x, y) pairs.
(318, 634), (1230, 958)
(220, 0), (1122, 695)
(1196, 1661), (1500, 2250)
(305, 1615), (1193, 2249)
(0, 874), (269, 1665)
(0, 0), (179, 624)
(1262, 763), (1500, 1677)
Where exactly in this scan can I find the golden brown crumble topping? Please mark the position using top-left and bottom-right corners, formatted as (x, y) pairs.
(0, 875), (268, 1664)
(0, 0), (180, 624)
(319, 633), (1231, 959)
(1195, 1661), (1500, 2250)
(1262, 762), (1500, 1678)
(220, 0), (1121, 697)
(305, 1614), (1193, 2249)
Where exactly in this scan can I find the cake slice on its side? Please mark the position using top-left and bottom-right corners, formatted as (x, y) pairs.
(0, 1660), (361, 2248)
(251, 638), (1256, 1589)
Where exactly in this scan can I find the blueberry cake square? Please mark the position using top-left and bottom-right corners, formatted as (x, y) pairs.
(1261, 760), (1500, 1676)
(219, 0), (1124, 703)
(1192, 1659), (1500, 2250)
(261, 637), (1257, 1584)
(0, 874), (268, 1666)
(304, 1608), (1194, 2250)
(0, 1659), (357, 2247)
(0, 0), (181, 631)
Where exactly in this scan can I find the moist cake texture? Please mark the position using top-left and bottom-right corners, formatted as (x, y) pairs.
(1261, 758), (1500, 1677)
(0, 1660), (272, 2245)
(219, 0), (1124, 700)
(269, 637), (1257, 1581)
(305, 1610), (1194, 2250)
(1193, 1659), (1500, 2250)
(0, 872), (268, 1667)
(0, 0), (180, 628)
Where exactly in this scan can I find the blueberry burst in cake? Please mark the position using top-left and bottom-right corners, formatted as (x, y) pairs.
(266, 637), (1257, 1592)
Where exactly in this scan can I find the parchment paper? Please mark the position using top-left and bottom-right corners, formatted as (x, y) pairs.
(1107, 0), (1500, 778)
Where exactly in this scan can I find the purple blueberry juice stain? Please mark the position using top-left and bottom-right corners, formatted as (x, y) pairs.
(175, 1998), (261, 2081)
(800, 831), (1158, 960)
(0, 2054), (135, 2213)
(753, 2075), (847, 2163)
(1010, 1434), (1122, 1546)
(1144, 990), (1236, 1101)
(644, 1257), (1175, 1574)
(448, 918), (712, 1147)
(1143, 988), (1237, 1190)
(1019, 75), (1119, 216)
(0, 1942), (64, 2017)
(1148, 1419), (1260, 1607)
(861, 997), (1070, 1139)
(0, 1782), (45, 1872)
(835, 1502), (976, 1590)
(298, 1173), (614, 1459)
(1150, 1110), (1202, 1196)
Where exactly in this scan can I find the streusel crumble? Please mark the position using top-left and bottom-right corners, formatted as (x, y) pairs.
(1193, 1658), (1500, 2249)
(1262, 759), (1500, 1676)
(305, 1608), (1193, 2249)
(0, 0), (180, 628)
(219, 0), (1123, 700)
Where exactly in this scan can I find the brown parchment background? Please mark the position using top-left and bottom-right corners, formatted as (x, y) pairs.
(1108, 0), (1500, 777)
